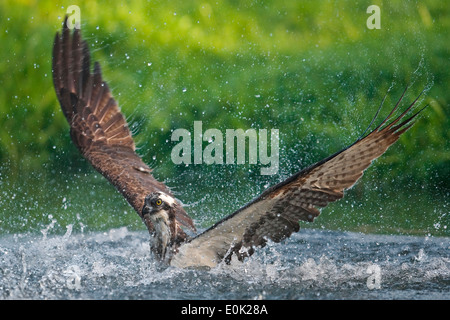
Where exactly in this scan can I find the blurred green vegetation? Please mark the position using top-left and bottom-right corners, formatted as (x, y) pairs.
(0, 0), (448, 236)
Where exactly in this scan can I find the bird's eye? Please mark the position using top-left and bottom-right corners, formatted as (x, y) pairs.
(155, 199), (162, 206)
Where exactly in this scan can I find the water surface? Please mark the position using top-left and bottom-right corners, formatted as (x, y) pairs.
(1, 227), (448, 300)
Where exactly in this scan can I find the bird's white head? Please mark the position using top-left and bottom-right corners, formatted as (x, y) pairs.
(142, 191), (176, 217)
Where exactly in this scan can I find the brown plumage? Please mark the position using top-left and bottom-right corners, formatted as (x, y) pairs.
(52, 18), (427, 269)
(52, 17), (196, 247)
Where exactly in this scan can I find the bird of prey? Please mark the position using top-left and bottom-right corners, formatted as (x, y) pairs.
(52, 18), (427, 269)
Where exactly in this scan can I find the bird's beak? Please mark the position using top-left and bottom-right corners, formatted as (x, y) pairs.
(142, 204), (152, 216)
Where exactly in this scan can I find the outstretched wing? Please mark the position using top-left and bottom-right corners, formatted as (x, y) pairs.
(52, 18), (195, 233)
(171, 88), (427, 268)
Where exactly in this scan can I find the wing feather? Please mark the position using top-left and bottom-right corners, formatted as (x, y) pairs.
(172, 89), (427, 268)
(52, 17), (196, 234)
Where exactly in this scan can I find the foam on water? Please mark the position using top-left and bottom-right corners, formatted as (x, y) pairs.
(0, 227), (448, 299)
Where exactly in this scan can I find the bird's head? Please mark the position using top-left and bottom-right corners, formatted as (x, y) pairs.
(142, 191), (197, 238)
(142, 192), (176, 217)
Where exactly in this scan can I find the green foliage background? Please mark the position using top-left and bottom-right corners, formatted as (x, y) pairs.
(0, 0), (448, 236)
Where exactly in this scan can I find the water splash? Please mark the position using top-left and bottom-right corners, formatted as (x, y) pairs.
(0, 228), (448, 299)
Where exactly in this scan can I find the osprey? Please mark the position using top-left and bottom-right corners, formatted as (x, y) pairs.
(52, 18), (427, 268)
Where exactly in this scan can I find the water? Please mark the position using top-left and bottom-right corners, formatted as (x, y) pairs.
(0, 227), (448, 300)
